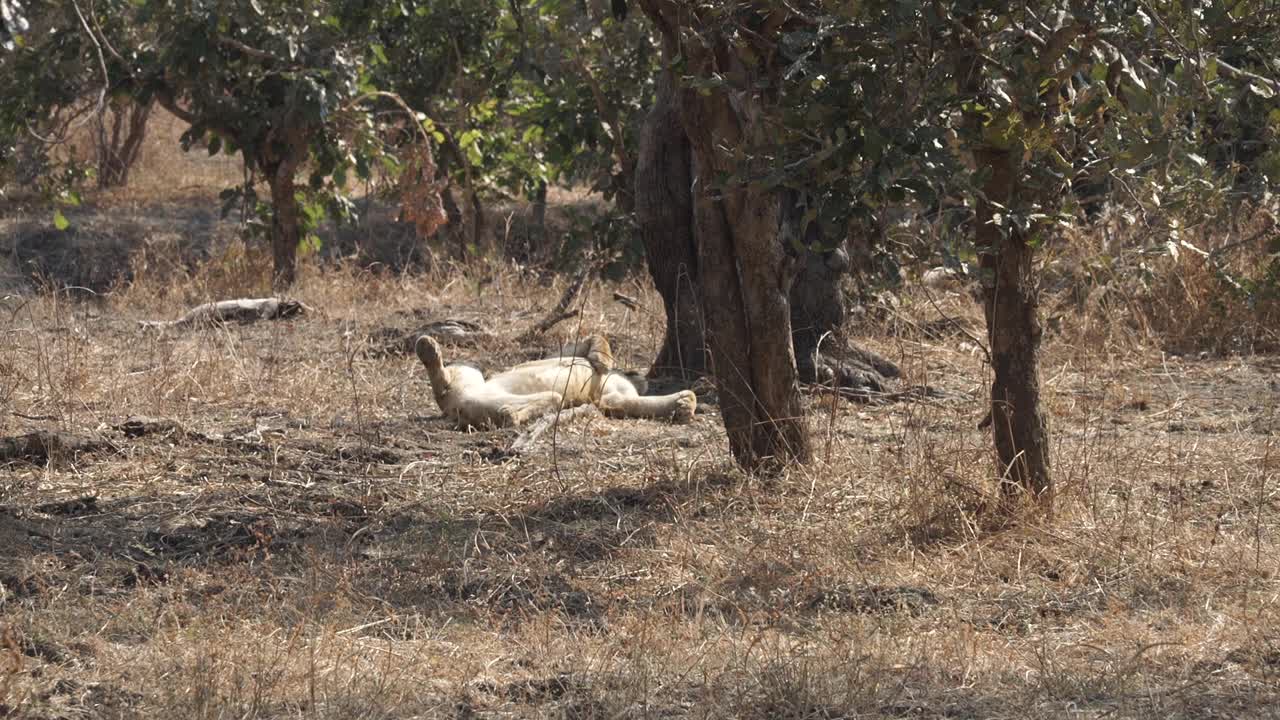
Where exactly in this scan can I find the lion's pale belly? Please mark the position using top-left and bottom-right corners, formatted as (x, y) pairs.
(488, 358), (601, 403)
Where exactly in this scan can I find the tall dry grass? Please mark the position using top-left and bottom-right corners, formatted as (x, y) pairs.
(1042, 206), (1279, 357)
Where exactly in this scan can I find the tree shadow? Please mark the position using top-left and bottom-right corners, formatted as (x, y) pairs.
(0, 442), (747, 634)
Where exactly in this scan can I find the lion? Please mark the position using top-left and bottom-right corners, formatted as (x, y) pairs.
(415, 334), (697, 428)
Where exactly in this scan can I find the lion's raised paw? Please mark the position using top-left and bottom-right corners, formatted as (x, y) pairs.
(671, 390), (697, 424)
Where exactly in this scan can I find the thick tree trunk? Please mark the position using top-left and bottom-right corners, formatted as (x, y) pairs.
(782, 190), (846, 383)
(676, 65), (810, 471)
(974, 148), (1052, 504)
(636, 70), (704, 379)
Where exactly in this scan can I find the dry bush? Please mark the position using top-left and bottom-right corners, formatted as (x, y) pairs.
(95, 109), (245, 206)
(1038, 207), (1280, 357)
(1136, 218), (1280, 355)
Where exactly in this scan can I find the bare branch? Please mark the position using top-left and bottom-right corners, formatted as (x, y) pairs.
(1215, 57), (1280, 94)
(217, 35), (288, 65)
(150, 83), (199, 125)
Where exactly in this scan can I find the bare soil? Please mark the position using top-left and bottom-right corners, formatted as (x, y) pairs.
(1, 225), (1278, 719)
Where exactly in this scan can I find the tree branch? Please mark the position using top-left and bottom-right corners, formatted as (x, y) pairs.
(150, 82), (198, 125)
(571, 55), (632, 176)
(216, 35), (288, 65)
(1215, 58), (1280, 94)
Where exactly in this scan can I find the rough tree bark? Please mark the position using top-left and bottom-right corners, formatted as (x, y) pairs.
(954, 16), (1056, 506)
(640, 0), (810, 470)
(635, 102), (899, 390)
(635, 68), (704, 378)
(973, 147), (1052, 503)
(257, 129), (308, 290)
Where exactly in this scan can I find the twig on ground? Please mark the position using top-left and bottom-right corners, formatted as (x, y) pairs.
(612, 291), (640, 310)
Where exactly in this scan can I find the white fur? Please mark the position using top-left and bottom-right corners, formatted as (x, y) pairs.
(416, 335), (696, 428)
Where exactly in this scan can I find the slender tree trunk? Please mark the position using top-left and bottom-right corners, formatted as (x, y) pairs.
(953, 15), (1054, 507)
(467, 186), (485, 257)
(269, 169), (299, 290)
(782, 190), (847, 383)
(974, 147), (1052, 504)
(531, 180), (548, 238)
(441, 186), (463, 228)
(265, 153), (303, 290)
(636, 69), (704, 378)
(96, 99), (152, 188)
(524, 179), (548, 263)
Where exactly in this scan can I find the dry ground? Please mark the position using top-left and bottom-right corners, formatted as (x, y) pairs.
(1, 251), (1276, 719)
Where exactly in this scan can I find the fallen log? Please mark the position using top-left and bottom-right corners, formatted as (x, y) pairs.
(140, 298), (311, 329)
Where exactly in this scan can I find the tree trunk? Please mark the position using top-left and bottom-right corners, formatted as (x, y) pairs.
(269, 169), (299, 290)
(674, 57), (810, 471)
(531, 180), (548, 238)
(96, 99), (152, 188)
(465, 186), (485, 258)
(636, 69), (704, 379)
(782, 190), (847, 383)
(523, 179), (548, 263)
(442, 185), (464, 229)
(974, 147), (1052, 504)
(266, 154), (303, 290)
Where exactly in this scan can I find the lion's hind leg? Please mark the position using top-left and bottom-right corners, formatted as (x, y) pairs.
(415, 336), (451, 392)
(498, 391), (565, 427)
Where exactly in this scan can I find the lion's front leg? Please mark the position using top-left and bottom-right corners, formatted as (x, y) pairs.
(600, 390), (696, 423)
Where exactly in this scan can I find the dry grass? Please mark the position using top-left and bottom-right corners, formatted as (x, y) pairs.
(1, 239), (1277, 719)
(1, 118), (1278, 719)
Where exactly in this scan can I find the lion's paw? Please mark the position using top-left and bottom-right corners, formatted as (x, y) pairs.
(671, 390), (697, 423)
(415, 335), (444, 370)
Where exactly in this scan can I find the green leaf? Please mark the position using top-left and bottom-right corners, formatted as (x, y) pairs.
(53, 210), (69, 231)
(207, 136), (222, 156)
(299, 234), (323, 254)
(1202, 58), (1218, 83)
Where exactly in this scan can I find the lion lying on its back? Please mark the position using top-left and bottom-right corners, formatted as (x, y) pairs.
(415, 334), (696, 428)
